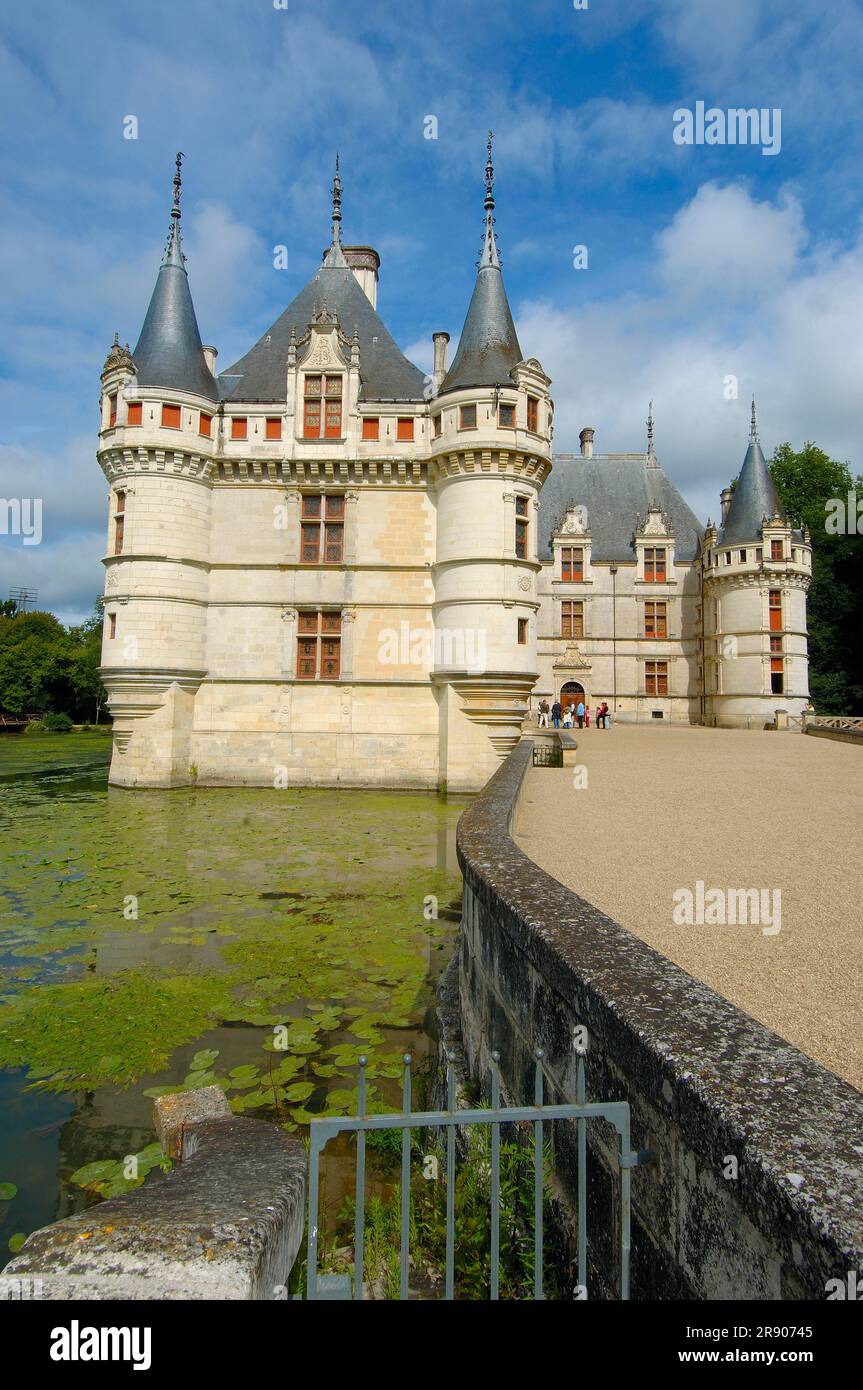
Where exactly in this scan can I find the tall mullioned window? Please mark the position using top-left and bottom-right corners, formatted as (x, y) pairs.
(644, 601), (667, 638)
(769, 589), (782, 631)
(561, 601), (584, 639)
(645, 660), (668, 696)
(300, 494), (345, 564)
(296, 611), (342, 680)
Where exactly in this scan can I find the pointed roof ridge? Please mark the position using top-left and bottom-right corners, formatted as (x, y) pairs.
(721, 404), (787, 545)
(322, 154), (349, 269)
(440, 132), (523, 394)
(132, 153), (218, 402)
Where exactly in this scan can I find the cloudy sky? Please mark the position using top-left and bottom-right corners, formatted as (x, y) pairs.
(1, 0), (862, 623)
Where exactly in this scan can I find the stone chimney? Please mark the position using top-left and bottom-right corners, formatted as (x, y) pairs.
(579, 427), (595, 459)
(720, 486), (733, 526)
(202, 345), (218, 375)
(342, 246), (380, 308)
(432, 332), (450, 390)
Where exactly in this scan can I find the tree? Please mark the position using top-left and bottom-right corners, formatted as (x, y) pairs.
(769, 443), (863, 714)
(0, 603), (108, 722)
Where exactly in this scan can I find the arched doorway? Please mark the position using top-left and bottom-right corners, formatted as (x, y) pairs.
(560, 681), (586, 715)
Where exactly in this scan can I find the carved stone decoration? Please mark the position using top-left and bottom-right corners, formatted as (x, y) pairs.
(553, 642), (591, 671)
(635, 505), (674, 537)
(101, 332), (134, 378)
(517, 575), (531, 592)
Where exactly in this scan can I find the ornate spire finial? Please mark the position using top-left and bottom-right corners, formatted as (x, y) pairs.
(750, 395), (759, 443)
(163, 151), (185, 267)
(479, 130), (501, 269)
(332, 153), (342, 247)
(646, 400), (660, 466)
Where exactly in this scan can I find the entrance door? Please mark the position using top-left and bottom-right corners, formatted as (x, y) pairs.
(560, 681), (585, 714)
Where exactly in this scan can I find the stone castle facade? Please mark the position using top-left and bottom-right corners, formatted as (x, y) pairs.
(97, 148), (811, 791)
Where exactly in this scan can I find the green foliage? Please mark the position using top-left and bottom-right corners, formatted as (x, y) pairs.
(0, 1182), (18, 1201)
(70, 1142), (172, 1199)
(0, 602), (107, 721)
(770, 443), (863, 713)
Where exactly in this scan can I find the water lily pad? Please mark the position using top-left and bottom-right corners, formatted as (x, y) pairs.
(8, 1234), (26, 1254)
(0, 1182), (18, 1201)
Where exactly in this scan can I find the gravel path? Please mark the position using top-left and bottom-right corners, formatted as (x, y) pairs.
(513, 725), (863, 1090)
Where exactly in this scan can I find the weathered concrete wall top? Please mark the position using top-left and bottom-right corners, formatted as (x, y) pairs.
(456, 739), (863, 1299)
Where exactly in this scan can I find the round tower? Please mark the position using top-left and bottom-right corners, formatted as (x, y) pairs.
(702, 401), (811, 729)
(98, 154), (218, 785)
(430, 134), (552, 790)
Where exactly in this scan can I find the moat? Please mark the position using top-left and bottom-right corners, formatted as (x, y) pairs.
(0, 735), (464, 1261)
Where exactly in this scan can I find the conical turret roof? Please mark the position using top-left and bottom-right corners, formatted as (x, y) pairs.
(441, 134), (522, 393)
(721, 400), (786, 545)
(132, 154), (218, 402)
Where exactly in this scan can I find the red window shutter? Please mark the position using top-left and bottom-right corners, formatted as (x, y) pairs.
(321, 639), (341, 678)
(109, 394), (118, 426)
(230, 416), (247, 440)
(527, 397), (538, 432)
(199, 411), (212, 437)
(362, 418), (379, 440)
(303, 400), (321, 437)
(301, 495), (322, 519)
(324, 400), (342, 437)
(397, 417), (414, 441)
(162, 403), (181, 429)
(113, 515), (124, 555)
(265, 417), (282, 440)
(127, 401), (142, 426)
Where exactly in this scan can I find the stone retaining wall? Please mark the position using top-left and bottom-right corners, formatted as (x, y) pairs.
(455, 740), (863, 1300)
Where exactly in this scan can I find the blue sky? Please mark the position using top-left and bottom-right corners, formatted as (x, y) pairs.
(2, 0), (862, 622)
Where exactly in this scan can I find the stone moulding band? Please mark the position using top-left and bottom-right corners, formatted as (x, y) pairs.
(455, 739), (863, 1299)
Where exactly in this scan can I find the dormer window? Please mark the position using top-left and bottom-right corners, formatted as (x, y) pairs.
(771, 539), (784, 561)
(561, 546), (583, 582)
(303, 374), (342, 439)
(459, 405), (477, 431)
(644, 547), (666, 582)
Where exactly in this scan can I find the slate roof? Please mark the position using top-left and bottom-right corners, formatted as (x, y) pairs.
(440, 262), (523, 393)
(218, 265), (427, 404)
(720, 438), (787, 545)
(132, 228), (218, 402)
(540, 454), (705, 563)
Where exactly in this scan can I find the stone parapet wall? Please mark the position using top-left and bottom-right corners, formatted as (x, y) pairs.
(455, 739), (863, 1299)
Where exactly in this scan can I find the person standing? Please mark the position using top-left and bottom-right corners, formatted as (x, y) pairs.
(538, 698), (550, 728)
(576, 699), (585, 730)
(551, 700), (562, 729)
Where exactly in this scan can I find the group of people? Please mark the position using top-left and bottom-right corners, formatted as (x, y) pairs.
(537, 698), (612, 730)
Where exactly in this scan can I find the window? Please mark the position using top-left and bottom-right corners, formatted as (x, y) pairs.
(459, 404), (477, 430)
(199, 411), (212, 438)
(771, 539), (784, 561)
(645, 660), (669, 696)
(108, 613), (117, 639)
(397, 417), (414, 442)
(499, 403), (515, 428)
(113, 491), (125, 556)
(644, 601), (667, 639)
(161, 403), (181, 429)
(527, 396), (538, 432)
(517, 617), (528, 645)
(303, 375), (343, 439)
(362, 417), (379, 441)
(515, 496), (529, 559)
(768, 589), (782, 631)
(561, 546), (583, 582)
(265, 417), (282, 440)
(561, 600), (584, 639)
(432, 414), (442, 438)
(300, 494), (344, 564)
(644, 547), (666, 582)
(108, 393), (117, 427)
(724, 551), (732, 565)
(296, 610), (341, 679)
(755, 547), (763, 563)
(739, 549), (747, 564)
(127, 401), (142, 426)
(230, 416), (247, 440)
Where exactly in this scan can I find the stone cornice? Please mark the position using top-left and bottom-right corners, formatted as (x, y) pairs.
(704, 570), (811, 593)
(429, 448), (551, 485)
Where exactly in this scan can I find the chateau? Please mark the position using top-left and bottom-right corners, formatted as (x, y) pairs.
(97, 147), (811, 792)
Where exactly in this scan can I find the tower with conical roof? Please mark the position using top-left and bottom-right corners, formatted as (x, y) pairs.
(431, 133), (552, 786)
(701, 400), (811, 727)
(98, 154), (217, 785)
